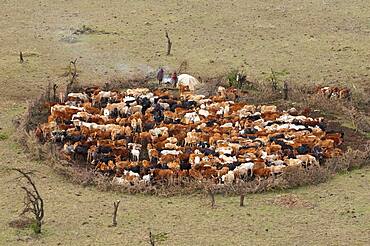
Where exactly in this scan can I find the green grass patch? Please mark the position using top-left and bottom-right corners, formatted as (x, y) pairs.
(341, 121), (356, 130)
(0, 132), (9, 141)
(152, 232), (169, 243)
(341, 121), (370, 139)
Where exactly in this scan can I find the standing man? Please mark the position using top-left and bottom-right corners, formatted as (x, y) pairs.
(171, 71), (178, 88)
(157, 67), (164, 85)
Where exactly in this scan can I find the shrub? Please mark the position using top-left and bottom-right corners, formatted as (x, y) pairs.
(325, 144), (370, 173)
(281, 166), (330, 188)
(0, 132), (8, 141)
(227, 69), (239, 88)
(266, 68), (289, 91)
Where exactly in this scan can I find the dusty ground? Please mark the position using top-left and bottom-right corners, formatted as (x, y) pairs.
(0, 107), (369, 245)
(0, 0), (369, 245)
(1, 0), (370, 100)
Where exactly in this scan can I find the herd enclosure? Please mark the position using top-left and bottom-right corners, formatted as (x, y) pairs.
(1, 0), (370, 245)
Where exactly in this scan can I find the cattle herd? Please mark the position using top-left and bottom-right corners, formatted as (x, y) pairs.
(36, 85), (344, 186)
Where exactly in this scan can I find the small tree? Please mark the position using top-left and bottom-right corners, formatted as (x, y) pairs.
(207, 187), (216, 208)
(269, 69), (278, 91)
(149, 231), (155, 246)
(69, 58), (78, 84)
(203, 181), (217, 208)
(112, 200), (120, 227)
(177, 60), (188, 74)
(227, 69), (248, 89)
(65, 58), (79, 96)
(13, 168), (44, 234)
(232, 178), (263, 207)
(227, 69), (239, 88)
(267, 69), (289, 91)
(53, 83), (58, 102)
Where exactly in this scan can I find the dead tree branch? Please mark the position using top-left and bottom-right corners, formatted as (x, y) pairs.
(204, 182), (216, 208)
(232, 181), (247, 207)
(20, 51), (24, 63)
(70, 58), (78, 84)
(240, 194), (245, 207)
(165, 31), (172, 56)
(177, 60), (188, 74)
(53, 83), (58, 102)
(229, 178), (263, 207)
(208, 188), (215, 208)
(13, 168), (44, 234)
(149, 231), (155, 246)
(112, 200), (120, 227)
(66, 58), (78, 95)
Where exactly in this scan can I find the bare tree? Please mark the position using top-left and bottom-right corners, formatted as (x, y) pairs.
(149, 231), (155, 246)
(66, 58), (78, 95)
(112, 200), (120, 227)
(13, 168), (44, 234)
(230, 180), (247, 207)
(165, 31), (172, 56)
(53, 83), (58, 102)
(70, 58), (78, 84)
(19, 51), (24, 63)
(232, 178), (263, 207)
(204, 181), (217, 208)
(240, 193), (245, 207)
(208, 188), (216, 208)
(177, 60), (188, 74)
(270, 68), (278, 91)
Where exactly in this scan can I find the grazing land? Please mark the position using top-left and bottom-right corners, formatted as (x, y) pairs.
(0, 0), (369, 245)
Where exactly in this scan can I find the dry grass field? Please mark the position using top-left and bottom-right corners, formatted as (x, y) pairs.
(0, 0), (369, 245)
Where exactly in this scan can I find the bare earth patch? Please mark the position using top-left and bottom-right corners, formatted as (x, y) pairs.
(8, 217), (34, 230)
(271, 194), (314, 209)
